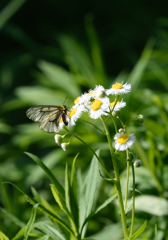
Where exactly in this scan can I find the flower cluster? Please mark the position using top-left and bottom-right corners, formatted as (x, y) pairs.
(55, 82), (136, 151)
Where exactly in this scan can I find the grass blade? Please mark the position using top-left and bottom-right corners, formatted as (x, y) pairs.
(24, 152), (65, 202)
(24, 203), (39, 240)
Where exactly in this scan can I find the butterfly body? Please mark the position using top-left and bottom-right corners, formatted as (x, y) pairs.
(26, 105), (68, 133)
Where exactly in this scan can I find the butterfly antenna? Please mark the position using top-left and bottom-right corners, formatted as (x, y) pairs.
(63, 97), (67, 105)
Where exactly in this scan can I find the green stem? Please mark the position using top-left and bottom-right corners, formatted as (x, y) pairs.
(124, 150), (130, 212)
(111, 95), (120, 113)
(64, 127), (114, 181)
(79, 118), (106, 135)
(101, 117), (129, 238)
(117, 115), (125, 131)
(130, 158), (135, 237)
(110, 115), (118, 133)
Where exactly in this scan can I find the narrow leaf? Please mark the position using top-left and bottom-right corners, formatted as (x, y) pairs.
(0, 0), (26, 30)
(31, 187), (57, 215)
(50, 184), (69, 214)
(71, 153), (79, 186)
(127, 220), (147, 240)
(24, 152), (65, 201)
(79, 150), (100, 236)
(0, 231), (9, 240)
(70, 154), (79, 229)
(12, 228), (26, 240)
(155, 224), (158, 240)
(65, 163), (71, 211)
(0, 207), (25, 228)
(37, 60), (80, 97)
(4, 182), (73, 235)
(24, 203), (39, 240)
(34, 221), (67, 240)
(36, 236), (49, 240)
(81, 194), (118, 231)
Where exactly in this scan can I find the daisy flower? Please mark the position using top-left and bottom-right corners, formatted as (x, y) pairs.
(106, 82), (131, 96)
(93, 85), (105, 98)
(114, 131), (136, 151)
(108, 99), (126, 112)
(79, 90), (95, 104)
(74, 96), (82, 107)
(68, 105), (86, 126)
(88, 97), (110, 119)
(73, 93), (88, 107)
(78, 85), (105, 105)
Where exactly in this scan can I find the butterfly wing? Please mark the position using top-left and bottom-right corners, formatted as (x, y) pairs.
(26, 106), (64, 133)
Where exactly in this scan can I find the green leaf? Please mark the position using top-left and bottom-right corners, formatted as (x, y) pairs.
(34, 221), (67, 240)
(36, 236), (49, 240)
(145, 118), (165, 138)
(26, 149), (67, 186)
(24, 203), (39, 240)
(90, 222), (123, 239)
(50, 184), (76, 233)
(50, 184), (69, 214)
(24, 152), (65, 202)
(79, 150), (100, 236)
(31, 187), (57, 215)
(69, 154), (80, 229)
(126, 220), (147, 240)
(0, 207), (25, 228)
(127, 39), (154, 91)
(37, 60), (81, 97)
(0, 0), (26, 30)
(85, 18), (107, 87)
(81, 193), (118, 230)
(155, 224), (158, 240)
(12, 228), (26, 240)
(132, 195), (168, 216)
(0, 231), (9, 240)
(71, 153), (79, 189)
(65, 163), (71, 212)
(83, 238), (96, 240)
(4, 182), (73, 236)
(59, 35), (97, 88)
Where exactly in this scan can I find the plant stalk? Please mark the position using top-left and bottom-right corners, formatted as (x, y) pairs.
(101, 117), (129, 238)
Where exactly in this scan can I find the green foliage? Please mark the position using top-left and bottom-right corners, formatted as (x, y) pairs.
(1, 1), (168, 239)
(2, 152), (117, 239)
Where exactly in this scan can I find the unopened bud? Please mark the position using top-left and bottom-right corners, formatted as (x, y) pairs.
(54, 134), (63, 146)
(137, 114), (145, 123)
(61, 142), (70, 151)
(118, 128), (124, 133)
(134, 159), (143, 168)
(112, 110), (120, 117)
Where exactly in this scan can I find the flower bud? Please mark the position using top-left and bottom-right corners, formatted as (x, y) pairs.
(134, 159), (143, 168)
(118, 128), (124, 133)
(137, 114), (145, 123)
(112, 110), (120, 117)
(61, 142), (70, 151)
(54, 134), (63, 146)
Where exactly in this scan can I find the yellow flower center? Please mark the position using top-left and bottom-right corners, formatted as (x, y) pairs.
(117, 134), (129, 144)
(112, 83), (123, 89)
(74, 96), (80, 105)
(91, 99), (102, 111)
(110, 101), (120, 107)
(87, 91), (95, 97)
(68, 108), (77, 118)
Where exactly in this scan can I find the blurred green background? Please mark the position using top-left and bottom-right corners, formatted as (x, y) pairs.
(0, 0), (168, 239)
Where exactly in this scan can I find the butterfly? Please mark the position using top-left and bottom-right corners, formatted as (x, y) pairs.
(26, 105), (68, 133)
